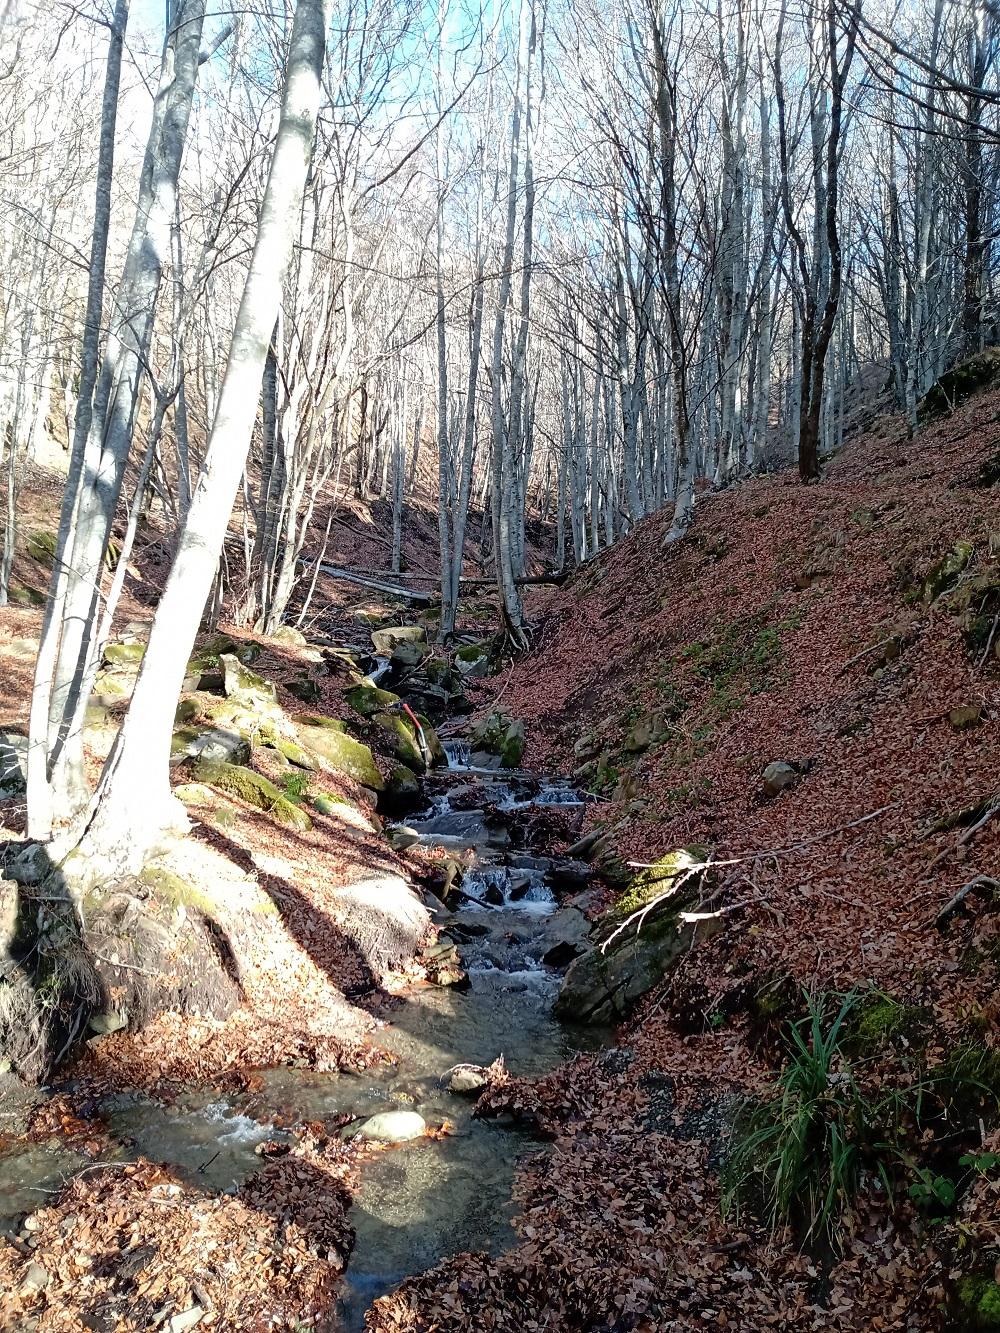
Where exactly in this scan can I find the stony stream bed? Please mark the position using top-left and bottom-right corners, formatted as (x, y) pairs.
(0, 739), (605, 1331)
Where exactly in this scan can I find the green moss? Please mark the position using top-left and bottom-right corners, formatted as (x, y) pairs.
(851, 992), (923, 1049)
(311, 792), (352, 815)
(297, 724), (384, 790)
(456, 641), (489, 663)
(923, 540), (975, 603)
(103, 641), (146, 668)
(613, 848), (703, 920)
(293, 713), (347, 732)
(345, 683), (402, 717)
(372, 711), (425, 770)
(271, 736), (319, 770)
(175, 698), (199, 724)
(139, 865), (218, 918)
(194, 760), (312, 830)
(26, 530), (57, 564)
(170, 726), (202, 757)
(957, 1275), (1000, 1327)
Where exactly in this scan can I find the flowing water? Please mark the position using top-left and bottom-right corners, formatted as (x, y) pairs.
(0, 736), (601, 1328)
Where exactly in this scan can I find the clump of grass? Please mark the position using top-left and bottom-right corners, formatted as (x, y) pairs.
(723, 992), (907, 1247)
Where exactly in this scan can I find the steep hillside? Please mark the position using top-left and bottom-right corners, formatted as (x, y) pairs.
(370, 395), (1000, 1329)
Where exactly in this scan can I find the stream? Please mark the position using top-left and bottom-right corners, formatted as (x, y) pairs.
(0, 733), (603, 1330)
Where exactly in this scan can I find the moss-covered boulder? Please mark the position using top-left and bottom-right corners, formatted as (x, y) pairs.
(293, 713), (347, 733)
(102, 641), (146, 669)
(372, 711), (426, 770)
(193, 760), (312, 830)
(555, 912), (699, 1025)
(383, 764), (420, 812)
(297, 724), (384, 791)
(26, 530), (57, 565)
(610, 849), (704, 921)
(172, 725), (252, 766)
(220, 652), (277, 702)
(92, 670), (134, 706)
(919, 350), (1000, 420)
(924, 540), (975, 602)
(455, 641), (491, 678)
(500, 719), (525, 768)
(345, 683), (402, 718)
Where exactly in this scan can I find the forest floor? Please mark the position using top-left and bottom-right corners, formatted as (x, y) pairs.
(1, 390), (999, 1331)
(366, 398), (1000, 1330)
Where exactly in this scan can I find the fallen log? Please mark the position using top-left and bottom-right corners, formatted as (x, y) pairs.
(309, 562), (435, 605)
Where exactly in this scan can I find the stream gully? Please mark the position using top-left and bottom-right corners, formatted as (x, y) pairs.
(0, 733), (601, 1330)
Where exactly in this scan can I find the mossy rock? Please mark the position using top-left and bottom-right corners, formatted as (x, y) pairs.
(173, 782), (218, 807)
(92, 670), (134, 706)
(103, 641), (146, 669)
(271, 625), (307, 647)
(293, 713), (347, 733)
(220, 653), (277, 702)
(297, 725), (384, 791)
(26, 530), (57, 565)
(9, 581), (45, 606)
(372, 712), (425, 770)
(270, 736), (319, 771)
(311, 792), (352, 816)
(175, 698), (199, 724)
(455, 641), (491, 677)
(850, 992), (924, 1050)
(611, 848), (706, 923)
(470, 711), (510, 753)
(371, 625), (427, 656)
(919, 350), (1000, 420)
(500, 719), (525, 769)
(345, 683), (402, 718)
(193, 760), (312, 830)
(956, 1274), (1000, 1328)
(384, 764), (420, 809)
(414, 713), (445, 766)
(923, 540), (975, 603)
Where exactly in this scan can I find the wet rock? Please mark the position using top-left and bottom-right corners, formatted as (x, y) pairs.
(547, 860), (591, 891)
(372, 711), (427, 771)
(354, 1110), (426, 1142)
(500, 720), (526, 769)
(441, 1063), (490, 1095)
(540, 907), (592, 967)
(388, 825), (421, 851)
(555, 912), (716, 1025)
(762, 760), (799, 798)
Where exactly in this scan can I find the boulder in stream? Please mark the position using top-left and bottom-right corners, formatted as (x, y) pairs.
(354, 1110), (426, 1143)
(371, 625), (427, 656)
(441, 1063), (490, 1095)
(555, 915), (698, 1025)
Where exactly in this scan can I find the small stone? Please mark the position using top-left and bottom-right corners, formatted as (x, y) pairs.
(354, 1110), (426, 1142)
(442, 1064), (489, 1095)
(762, 761), (799, 798)
(949, 704), (982, 731)
(169, 1306), (205, 1332)
(20, 1263), (50, 1294)
(88, 1010), (127, 1035)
